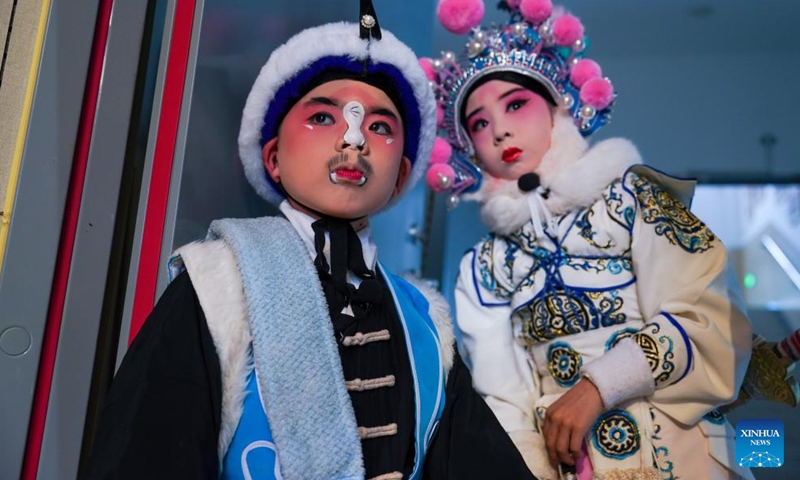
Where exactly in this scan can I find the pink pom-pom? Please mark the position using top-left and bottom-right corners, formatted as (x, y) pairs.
(552, 14), (584, 47)
(519, 0), (552, 24)
(436, 104), (445, 128)
(570, 59), (602, 88)
(419, 58), (438, 82)
(426, 163), (457, 193)
(580, 78), (614, 110)
(430, 137), (453, 164)
(437, 0), (485, 35)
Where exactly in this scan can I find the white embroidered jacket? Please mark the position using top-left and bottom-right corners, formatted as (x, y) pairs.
(454, 114), (753, 479)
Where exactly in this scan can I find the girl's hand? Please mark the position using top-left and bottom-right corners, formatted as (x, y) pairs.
(542, 379), (604, 468)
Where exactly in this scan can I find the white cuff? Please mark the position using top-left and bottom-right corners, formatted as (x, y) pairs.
(582, 337), (655, 408)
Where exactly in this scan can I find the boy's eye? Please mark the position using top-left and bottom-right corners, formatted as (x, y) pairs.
(470, 119), (488, 133)
(508, 99), (527, 112)
(369, 121), (392, 135)
(310, 112), (334, 125)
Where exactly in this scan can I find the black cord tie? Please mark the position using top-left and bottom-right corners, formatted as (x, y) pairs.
(311, 217), (383, 340)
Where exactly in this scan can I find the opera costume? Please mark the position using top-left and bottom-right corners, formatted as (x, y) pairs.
(85, 4), (534, 480)
(422, 1), (754, 479)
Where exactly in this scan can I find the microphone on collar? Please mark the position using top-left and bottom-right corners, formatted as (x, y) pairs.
(518, 172), (550, 199)
(517, 173), (540, 192)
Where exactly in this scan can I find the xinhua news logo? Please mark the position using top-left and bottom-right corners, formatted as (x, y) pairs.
(736, 419), (784, 468)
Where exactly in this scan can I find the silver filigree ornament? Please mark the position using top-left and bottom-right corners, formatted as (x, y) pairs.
(360, 14), (376, 29)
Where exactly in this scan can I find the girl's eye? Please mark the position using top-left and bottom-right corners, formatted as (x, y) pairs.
(310, 112), (334, 125)
(369, 121), (392, 135)
(470, 119), (488, 133)
(508, 99), (527, 112)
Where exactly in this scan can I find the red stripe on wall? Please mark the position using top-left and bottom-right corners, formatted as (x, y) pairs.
(129, 0), (196, 343)
(20, 1), (114, 478)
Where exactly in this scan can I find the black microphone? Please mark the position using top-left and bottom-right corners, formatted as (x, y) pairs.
(517, 173), (541, 193)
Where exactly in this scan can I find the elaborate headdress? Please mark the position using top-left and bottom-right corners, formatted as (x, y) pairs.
(423, 0), (615, 206)
(239, 1), (436, 210)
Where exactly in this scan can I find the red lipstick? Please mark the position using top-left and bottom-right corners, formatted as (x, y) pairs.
(502, 147), (522, 163)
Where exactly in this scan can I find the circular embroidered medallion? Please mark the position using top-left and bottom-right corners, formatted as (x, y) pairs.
(547, 342), (582, 387)
(592, 410), (640, 459)
(517, 289), (591, 344)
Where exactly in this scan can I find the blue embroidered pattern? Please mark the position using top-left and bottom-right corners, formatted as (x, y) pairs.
(703, 409), (726, 425)
(477, 235), (513, 299)
(576, 207), (613, 249)
(654, 446), (676, 480)
(565, 257), (632, 275)
(547, 342), (582, 387)
(644, 322), (677, 387)
(592, 410), (640, 459)
(604, 180), (635, 233)
(632, 176), (715, 254)
(605, 328), (639, 351)
(607, 322), (675, 385)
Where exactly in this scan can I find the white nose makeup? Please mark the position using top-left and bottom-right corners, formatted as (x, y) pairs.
(343, 101), (366, 147)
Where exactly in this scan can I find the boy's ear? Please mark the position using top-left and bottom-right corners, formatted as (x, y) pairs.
(393, 156), (412, 197)
(262, 137), (280, 183)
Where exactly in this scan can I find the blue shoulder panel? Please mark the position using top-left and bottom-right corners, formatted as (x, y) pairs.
(380, 265), (447, 480)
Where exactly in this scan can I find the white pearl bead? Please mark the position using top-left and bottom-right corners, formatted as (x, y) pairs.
(467, 41), (484, 57)
(580, 105), (596, 118)
(438, 173), (453, 189)
(446, 194), (460, 209)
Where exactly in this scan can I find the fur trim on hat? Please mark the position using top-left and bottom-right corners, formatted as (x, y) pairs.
(465, 112), (641, 234)
(239, 22), (436, 210)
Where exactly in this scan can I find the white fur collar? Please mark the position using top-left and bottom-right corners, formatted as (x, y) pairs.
(465, 113), (642, 235)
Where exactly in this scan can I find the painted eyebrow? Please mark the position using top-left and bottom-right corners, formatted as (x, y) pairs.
(303, 97), (397, 121)
(498, 87), (527, 101)
(466, 87), (529, 123)
(304, 96), (339, 107)
(369, 107), (399, 122)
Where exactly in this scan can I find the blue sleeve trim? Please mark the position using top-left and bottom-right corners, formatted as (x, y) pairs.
(661, 311), (693, 382)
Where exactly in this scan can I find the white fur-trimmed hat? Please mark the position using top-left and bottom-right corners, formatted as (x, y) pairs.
(238, 21), (436, 209)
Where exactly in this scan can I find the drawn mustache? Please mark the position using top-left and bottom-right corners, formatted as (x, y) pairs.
(326, 153), (373, 176)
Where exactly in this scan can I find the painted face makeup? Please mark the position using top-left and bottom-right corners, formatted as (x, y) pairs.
(328, 152), (371, 186)
(464, 79), (553, 181)
(342, 101), (366, 147)
(262, 79), (411, 220)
